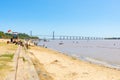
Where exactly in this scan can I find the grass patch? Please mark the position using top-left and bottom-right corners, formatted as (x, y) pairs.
(0, 42), (16, 78)
(0, 53), (14, 59)
(0, 53), (14, 69)
(0, 53), (14, 71)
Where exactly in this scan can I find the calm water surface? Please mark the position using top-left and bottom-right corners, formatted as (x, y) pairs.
(38, 40), (120, 69)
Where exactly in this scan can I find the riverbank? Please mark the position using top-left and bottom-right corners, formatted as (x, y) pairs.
(1, 39), (120, 80)
(38, 40), (120, 68)
(29, 46), (120, 80)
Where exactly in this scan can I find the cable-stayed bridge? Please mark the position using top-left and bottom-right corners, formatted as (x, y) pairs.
(34, 35), (104, 40)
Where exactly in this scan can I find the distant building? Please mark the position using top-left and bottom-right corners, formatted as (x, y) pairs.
(12, 32), (18, 39)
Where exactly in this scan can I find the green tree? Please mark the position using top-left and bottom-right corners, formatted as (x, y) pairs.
(0, 31), (5, 38)
(0, 31), (39, 39)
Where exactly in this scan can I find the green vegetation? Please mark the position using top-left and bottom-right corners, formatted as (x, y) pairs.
(0, 31), (5, 38)
(0, 53), (14, 63)
(0, 53), (14, 70)
(0, 31), (39, 39)
(0, 53), (14, 60)
(0, 53), (14, 78)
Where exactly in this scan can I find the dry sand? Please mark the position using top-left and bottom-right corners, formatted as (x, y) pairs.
(29, 46), (120, 80)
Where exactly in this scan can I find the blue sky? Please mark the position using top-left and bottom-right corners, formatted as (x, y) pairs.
(0, 0), (120, 37)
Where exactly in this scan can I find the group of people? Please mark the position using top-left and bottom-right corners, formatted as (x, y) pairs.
(7, 38), (24, 47)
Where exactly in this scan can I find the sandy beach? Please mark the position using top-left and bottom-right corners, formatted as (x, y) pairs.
(0, 39), (120, 80)
(29, 46), (120, 80)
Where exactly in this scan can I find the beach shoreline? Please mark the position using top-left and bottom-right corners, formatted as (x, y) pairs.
(29, 45), (120, 80)
(38, 39), (120, 70)
(1, 39), (120, 80)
